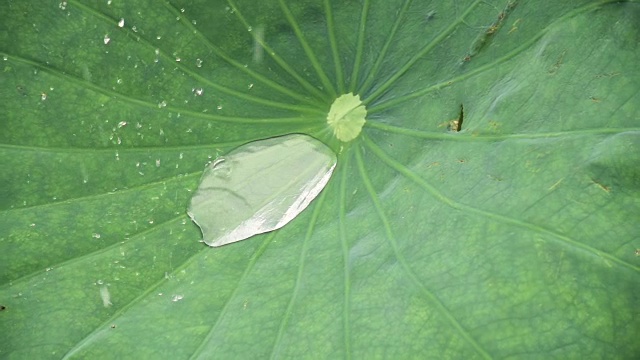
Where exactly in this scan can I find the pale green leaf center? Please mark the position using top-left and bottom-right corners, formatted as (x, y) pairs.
(326, 93), (367, 142)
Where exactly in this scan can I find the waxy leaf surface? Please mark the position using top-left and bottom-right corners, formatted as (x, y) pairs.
(1, 0), (638, 358)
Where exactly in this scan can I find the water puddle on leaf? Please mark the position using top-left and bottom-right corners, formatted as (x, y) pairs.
(187, 134), (336, 247)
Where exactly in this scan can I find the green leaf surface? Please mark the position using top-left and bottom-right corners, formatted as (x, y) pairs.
(1, 0), (639, 358)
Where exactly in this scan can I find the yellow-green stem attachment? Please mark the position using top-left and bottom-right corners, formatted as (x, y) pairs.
(327, 93), (367, 142)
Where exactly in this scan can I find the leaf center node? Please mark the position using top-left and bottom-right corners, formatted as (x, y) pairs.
(326, 93), (367, 142)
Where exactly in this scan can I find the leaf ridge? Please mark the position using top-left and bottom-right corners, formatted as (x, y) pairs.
(355, 145), (493, 360)
(269, 190), (329, 360)
(359, 0), (414, 96)
(348, 0), (370, 93)
(160, 0), (321, 106)
(2, 53), (322, 121)
(189, 234), (276, 360)
(278, 0), (337, 98)
(0, 215), (187, 291)
(226, 0), (329, 102)
(364, 136), (640, 273)
(0, 171), (199, 214)
(338, 152), (353, 360)
(366, 121), (640, 142)
(368, 0), (623, 112)
(363, 0), (485, 106)
(324, 0), (345, 94)
(60, 217), (205, 359)
(64, 1), (321, 115)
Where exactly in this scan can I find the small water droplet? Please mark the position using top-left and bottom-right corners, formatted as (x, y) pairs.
(425, 10), (436, 21)
(195, 58), (203, 67)
(216, 105), (223, 110)
(158, 100), (167, 108)
(118, 18), (125, 28)
(92, 233), (101, 239)
(103, 35), (111, 45)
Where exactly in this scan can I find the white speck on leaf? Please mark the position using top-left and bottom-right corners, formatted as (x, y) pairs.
(100, 286), (112, 307)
